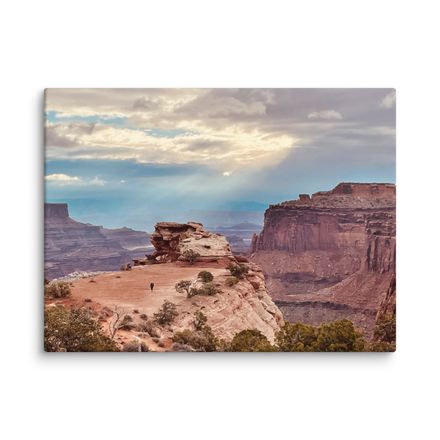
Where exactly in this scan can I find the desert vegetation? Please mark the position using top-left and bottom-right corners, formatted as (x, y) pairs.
(44, 281), (71, 299)
(198, 271), (214, 282)
(154, 300), (178, 325)
(44, 306), (118, 352)
(181, 249), (200, 265)
(227, 262), (249, 279)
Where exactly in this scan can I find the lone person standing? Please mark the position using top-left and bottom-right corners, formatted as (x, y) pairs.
(149, 282), (155, 293)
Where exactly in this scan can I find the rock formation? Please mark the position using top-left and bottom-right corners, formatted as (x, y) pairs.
(62, 226), (284, 349)
(171, 261), (284, 342)
(150, 222), (233, 263)
(250, 183), (396, 336)
(44, 203), (150, 279)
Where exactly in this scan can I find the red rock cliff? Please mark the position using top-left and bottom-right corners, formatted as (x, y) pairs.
(250, 183), (396, 336)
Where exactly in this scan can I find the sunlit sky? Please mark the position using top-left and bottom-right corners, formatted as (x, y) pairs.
(45, 88), (396, 231)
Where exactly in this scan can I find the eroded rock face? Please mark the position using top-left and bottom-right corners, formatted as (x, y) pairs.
(172, 262), (284, 342)
(250, 183), (396, 336)
(44, 203), (150, 279)
(150, 221), (233, 263)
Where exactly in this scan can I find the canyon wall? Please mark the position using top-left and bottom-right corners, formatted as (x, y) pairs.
(44, 203), (150, 279)
(251, 183), (396, 336)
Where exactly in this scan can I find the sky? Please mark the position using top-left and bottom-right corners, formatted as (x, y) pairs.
(45, 88), (396, 231)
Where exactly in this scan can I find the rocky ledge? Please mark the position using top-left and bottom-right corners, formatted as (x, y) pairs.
(149, 221), (233, 263)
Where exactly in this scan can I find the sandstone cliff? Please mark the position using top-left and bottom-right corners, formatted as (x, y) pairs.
(149, 221), (233, 263)
(61, 224), (283, 349)
(45, 203), (150, 279)
(250, 183), (396, 336)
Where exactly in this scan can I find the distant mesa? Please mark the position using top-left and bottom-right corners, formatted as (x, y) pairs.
(44, 203), (69, 219)
(44, 203), (150, 279)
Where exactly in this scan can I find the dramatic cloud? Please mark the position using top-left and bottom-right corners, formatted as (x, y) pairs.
(45, 89), (395, 230)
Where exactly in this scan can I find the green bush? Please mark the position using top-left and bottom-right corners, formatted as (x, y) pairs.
(228, 329), (276, 352)
(182, 249), (200, 265)
(225, 276), (239, 287)
(44, 306), (118, 352)
(276, 319), (365, 352)
(194, 310), (207, 331)
(175, 280), (192, 297)
(315, 319), (365, 352)
(172, 326), (218, 352)
(122, 340), (149, 352)
(373, 314), (396, 344)
(198, 271), (214, 282)
(154, 301), (178, 325)
(227, 263), (249, 279)
(189, 282), (219, 297)
(276, 322), (318, 352)
(44, 281), (71, 299)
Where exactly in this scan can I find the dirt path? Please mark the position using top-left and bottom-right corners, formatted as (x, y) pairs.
(70, 263), (228, 316)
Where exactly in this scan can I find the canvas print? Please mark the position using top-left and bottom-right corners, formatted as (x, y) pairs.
(44, 88), (396, 352)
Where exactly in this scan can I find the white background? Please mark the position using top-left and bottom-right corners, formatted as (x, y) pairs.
(1, 1), (439, 439)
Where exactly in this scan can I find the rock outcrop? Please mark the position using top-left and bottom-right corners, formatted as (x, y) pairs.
(150, 222), (233, 263)
(171, 261), (284, 342)
(250, 183), (396, 336)
(45, 203), (150, 279)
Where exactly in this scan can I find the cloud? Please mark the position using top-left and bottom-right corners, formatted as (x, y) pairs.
(307, 110), (343, 120)
(45, 88), (394, 176)
(45, 173), (106, 187)
(380, 90), (396, 109)
(90, 176), (106, 186)
(45, 173), (81, 184)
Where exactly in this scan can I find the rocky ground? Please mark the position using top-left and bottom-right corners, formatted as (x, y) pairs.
(46, 222), (284, 351)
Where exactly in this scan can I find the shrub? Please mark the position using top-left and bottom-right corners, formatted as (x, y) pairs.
(118, 314), (135, 330)
(175, 280), (192, 297)
(315, 320), (365, 352)
(225, 276), (239, 287)
(276, 320), (365, 352)
(122, 340), (149, 352)
(189, 282), (219, 297)
(276, 322), (318, 352)
(228, 329), (276, 352)
(171, 342), (194, 352)
(133, 309), (139, 314)
(140, 313), (148, 320)
(194, 310), (207, 331)
(198, 271), (214, 282)
(182, 249), (200, 265)
(373, 313), (396, 344)
(227, 263), (249, 279)
(44, 281), (71, 299)
(172, 326), (218, 352)
(137, 320), (159, 337)
(44, 306), (118, 352)
(154, 301), (178, 325)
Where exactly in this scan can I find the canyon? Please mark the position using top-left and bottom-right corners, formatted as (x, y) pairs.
(48, 222), (283, 350)
(250, 182), (396, 336)
(44, 203), (150, 279)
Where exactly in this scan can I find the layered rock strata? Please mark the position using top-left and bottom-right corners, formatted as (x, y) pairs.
(150, 222), (233, 263)
(44, 203), (150, 279)
(251, 183), (396, 336)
